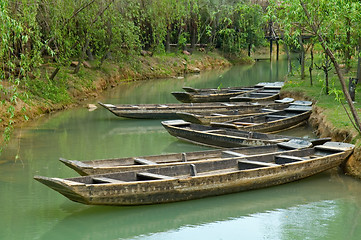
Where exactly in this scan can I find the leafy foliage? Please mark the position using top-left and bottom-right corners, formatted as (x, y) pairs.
(268, 0), (361, 133)
(0, 0), (268, 152)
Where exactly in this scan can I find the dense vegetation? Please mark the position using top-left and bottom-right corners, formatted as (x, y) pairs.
(0, 0), (267, 152)
(3, 0), (361, 154)
(268, 0), (361, 133)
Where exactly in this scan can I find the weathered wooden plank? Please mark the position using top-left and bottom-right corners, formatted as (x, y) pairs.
(137, 172), (176, 180)
(134, 158), (157, 165)
(275, 155), (306, 164)
(222, 151), (248, 158)
(238, 159), (278, 170)
(92, 177), (125, 184)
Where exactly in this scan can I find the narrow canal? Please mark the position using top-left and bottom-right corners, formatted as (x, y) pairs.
(1, 60), (361, 240)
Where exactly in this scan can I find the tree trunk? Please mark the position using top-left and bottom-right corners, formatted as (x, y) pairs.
(298, 35), (305, 79)
(325, 67), (329, 95)
(74, 0), (114, 74)
(190, 23), (197, 52)
(357, 38), (361, 82)
(300, 0), (361, 133)
(309, 44), (314, 86)
(284, 44), (292, 74)
(74, 38), (90, 74)
(165, 27), (171, 52)
(50, 67), (60, 81)
(269, 39), (273, 61)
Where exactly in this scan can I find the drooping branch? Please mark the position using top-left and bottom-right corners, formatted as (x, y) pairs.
(299, 0), (361, 134)
(40, 0), (96, 56)
(74, 0), (115, 73)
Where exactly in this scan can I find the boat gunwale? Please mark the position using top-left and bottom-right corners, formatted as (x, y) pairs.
(38, 148), (353, 187)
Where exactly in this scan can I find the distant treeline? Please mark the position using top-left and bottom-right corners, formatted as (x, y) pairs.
(0, 0), (266, 81)
(0, 0), (266, 151)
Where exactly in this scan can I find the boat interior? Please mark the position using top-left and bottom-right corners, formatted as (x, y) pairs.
(66, 146), (341, 185)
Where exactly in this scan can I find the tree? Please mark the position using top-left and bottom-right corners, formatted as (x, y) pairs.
(269, 0), (361, 133)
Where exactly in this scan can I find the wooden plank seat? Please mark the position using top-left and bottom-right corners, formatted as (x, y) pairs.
(221, 103), (235, 106)
(261, 108), (281, 112)
(222, 150), (248, 158)
(202, 129), (224, 133)
(314, 142), (354, 152)
(227, 89), (245, 92)
(233, 122), (257, 126)
(134, 158), (157, 165)
(249, 92), (274, 95)
(238, 159), (278, 170)
(265, 115), (288, 119)
(137, 172), (177, 180)
(158, 105), (168, 108)
(211, 113), (228, 116)
(275, 155), (306, 164)
(92, 177), (125, 184)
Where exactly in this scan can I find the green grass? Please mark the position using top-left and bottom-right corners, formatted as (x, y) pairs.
(283, 66), (361, 139)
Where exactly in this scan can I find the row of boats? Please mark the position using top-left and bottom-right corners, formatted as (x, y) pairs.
(34, 82), (354, 206)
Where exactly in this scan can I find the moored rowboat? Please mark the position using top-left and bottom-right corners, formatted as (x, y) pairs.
(211, 104), (312, 133)
(171, 87), (258, 103)
(34, 142), (354, 206)
(230, 89), (280, 102)
(176, 100), (311, 125)
(161, 120), (330, 148)
(182, 82), (284, 93)
(98, 98), (294, 119)
(60, 140), (316, 175)
(172, 82), (284, 103)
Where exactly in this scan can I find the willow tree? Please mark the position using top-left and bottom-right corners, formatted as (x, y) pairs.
(235, 3), (265, 56)
(216, 1), (265, 54)
(0, 0), (42, 152)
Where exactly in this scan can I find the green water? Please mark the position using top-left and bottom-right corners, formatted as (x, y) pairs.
(1, 61), (361, 240)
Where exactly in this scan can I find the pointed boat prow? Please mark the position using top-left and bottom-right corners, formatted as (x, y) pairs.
(59, 158), (90, 176)
(34, 175), (89, 204)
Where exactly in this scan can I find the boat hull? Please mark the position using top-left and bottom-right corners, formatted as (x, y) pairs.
(161, 120), (329, 148)
(211, 111), (312, 133)
(171, 90), (253, 103)
(34, 146), (352, 206)
(98, 101), (289, 119)
(60, 143), (318, 175)
(162, 120), (293, 148)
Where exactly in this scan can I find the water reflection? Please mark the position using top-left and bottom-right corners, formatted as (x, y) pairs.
(39, 171), (361, 240)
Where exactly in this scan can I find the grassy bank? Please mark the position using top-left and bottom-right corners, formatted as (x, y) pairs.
(280, 64), (361, 179)
(1, 51), (252, 145)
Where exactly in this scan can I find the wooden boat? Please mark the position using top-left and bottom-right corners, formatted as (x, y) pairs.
(182, 81), (284, 93)
(173, 82), (284, 103)
(59, 140), (317, 175)
(176, 100), (311, 125)
(230, 89), (280, 102)
(97, 98), (294, 119)
(161, 120), (329, 148)
(211, 104), (312, 133)
(34, 141), (354, 206)
(171, 87), (259, 103)
(43, 172), (350, 239)
(173, 84), (284, 103)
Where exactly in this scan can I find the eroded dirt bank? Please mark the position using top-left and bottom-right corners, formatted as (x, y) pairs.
(281, 91), (361, 179)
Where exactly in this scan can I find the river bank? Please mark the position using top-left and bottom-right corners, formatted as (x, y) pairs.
(281, 86), (361, 180)
(1, 51), (242, 135)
